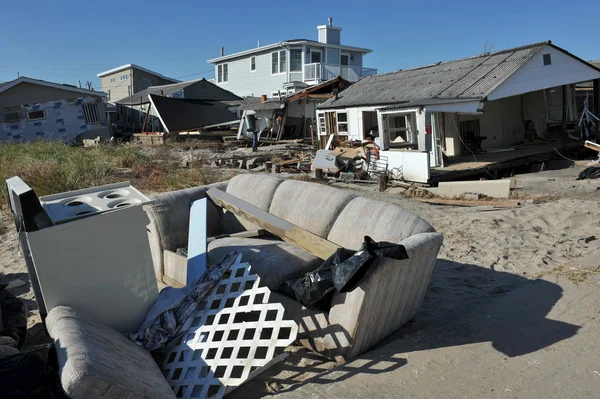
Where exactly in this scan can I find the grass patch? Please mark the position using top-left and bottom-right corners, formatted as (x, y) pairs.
(0, 141), (234, 211)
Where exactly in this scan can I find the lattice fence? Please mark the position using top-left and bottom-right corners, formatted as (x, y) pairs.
(162, 260), (298, 399)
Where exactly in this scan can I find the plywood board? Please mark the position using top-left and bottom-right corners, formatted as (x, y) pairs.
(206, 188), (340, 260)
(437, 179), (512, 199)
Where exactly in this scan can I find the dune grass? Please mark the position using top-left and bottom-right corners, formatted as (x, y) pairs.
(0, 141), (233, 211)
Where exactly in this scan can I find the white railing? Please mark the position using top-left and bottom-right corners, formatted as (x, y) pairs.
(303, 63), (377, 83)
(289, 71), (303, 82)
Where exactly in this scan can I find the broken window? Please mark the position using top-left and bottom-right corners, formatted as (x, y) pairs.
(82, 102), (101, 124)
(250, 56), (256, 71)
(290, 49), (302, 72)
(217, 64), (228, 83)
(336, 112), (348, 134)
(27, 110), (45, 121)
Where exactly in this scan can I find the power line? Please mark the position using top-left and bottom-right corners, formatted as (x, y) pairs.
(174, 69), (215, 79)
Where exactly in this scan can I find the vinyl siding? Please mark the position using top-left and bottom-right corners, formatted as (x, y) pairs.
(214, 49), (289, 97)
(327, 48), (341, 65)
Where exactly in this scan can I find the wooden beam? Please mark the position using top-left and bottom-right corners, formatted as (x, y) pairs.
(584, 140), (600, 152)
(206, 188), (340, 260)
(418, 198), (522, 208)
(207, 229), (266, 243)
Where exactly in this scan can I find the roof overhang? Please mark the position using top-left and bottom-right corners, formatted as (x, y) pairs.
(97, 64), (179, 82)
(207, 41), (373, 64)
(0, 77), (107, 98)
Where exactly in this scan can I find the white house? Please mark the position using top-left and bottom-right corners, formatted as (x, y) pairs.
(317, 41), (600, 183)
(207, 18), (376, 98)
(0, 77), (110, 143)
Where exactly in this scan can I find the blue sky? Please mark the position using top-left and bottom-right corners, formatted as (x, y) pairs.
(1, 0), (598, 88)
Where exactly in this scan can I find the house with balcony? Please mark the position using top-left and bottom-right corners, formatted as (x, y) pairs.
(207, 18), (376, 98)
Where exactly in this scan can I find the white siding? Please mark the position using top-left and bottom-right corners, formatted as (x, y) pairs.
(214, 49), (288, 97)
(488, 45), (600, 100)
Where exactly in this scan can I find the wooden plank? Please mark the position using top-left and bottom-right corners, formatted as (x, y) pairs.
(584, 140), (600, 152)
(207, 229), (266, 243)
(418, 198), (522, 208)
(206, 188), (340, 260)
(325, 134), (334, 150)
(186, 198), (207, 284)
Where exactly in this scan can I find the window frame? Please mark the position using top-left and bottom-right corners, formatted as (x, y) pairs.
(341, 53), (350, 66)
(250, 56), (256, 72)
(543, 53), (552, 66)
(110, 77), (116, 83)
(310, 49), (322, 64)
(271, 50), (287, 75)
(290, 48), (302, 72)
(336, 111), (348, 135)
(27, 109), (46, 121)
(217, 63), (229, 83)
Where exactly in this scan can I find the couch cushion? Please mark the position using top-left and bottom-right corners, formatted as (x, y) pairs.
(327, 197), (435, 250)
(46, 306), (175, 399)
(269, 180), (356, 237)
(222, 174), (284, 234)
(207, 237), (321, 290)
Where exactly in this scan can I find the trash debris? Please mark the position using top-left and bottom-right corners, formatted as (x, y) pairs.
(0, 286), (27, 349)
(281, 236), (409, 310)
(130, 251), (240, 351)
(0, 344), (62, 399)
(576, 166), (600, 180)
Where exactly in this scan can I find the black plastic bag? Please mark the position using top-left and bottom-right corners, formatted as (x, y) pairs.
(0, 286), (27, 349)
(281, 236), (409, 310)
(577, 166), (600, 180)
(0, 344), (65, 399)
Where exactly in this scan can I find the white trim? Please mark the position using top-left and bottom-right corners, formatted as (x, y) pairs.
(97, 63), (179, 81)
(289, 48), (303, 73)
(317, 25), (342, 31)
(341, 52), (350, 66)
(27, 109), (46, 121)
(310, 49), (322, 64)
(271, 50), (286, 75)
(217, 63), (229, 84)
(0, 77), (107, 98)
(207, 41), (372, 63)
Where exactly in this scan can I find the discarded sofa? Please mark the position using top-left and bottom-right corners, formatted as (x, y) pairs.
(145, 174), (443, 360)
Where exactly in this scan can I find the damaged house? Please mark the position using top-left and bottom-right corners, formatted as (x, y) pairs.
(237, 77), (352, 142)
(0, 77), (109, 143)
(115, 78), (241, 135)
(317, 41), (600, 183)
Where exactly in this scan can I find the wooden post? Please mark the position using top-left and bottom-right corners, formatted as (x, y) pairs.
(315, 168), (323, 181)
(562, 85), (567, 138)
(379, 173), (388, 192)
(593, 79), (600, 142)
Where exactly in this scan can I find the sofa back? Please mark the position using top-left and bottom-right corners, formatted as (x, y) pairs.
(327, 196), (435, 250)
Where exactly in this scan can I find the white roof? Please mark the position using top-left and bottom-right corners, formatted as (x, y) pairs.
(96, 64), (179, 81)
(207, 40), (373, 63)
(0, 77), (107, 98)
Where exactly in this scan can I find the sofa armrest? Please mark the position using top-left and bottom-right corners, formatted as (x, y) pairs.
(145, 181), (228, 281)
(328, 232), (443, 359)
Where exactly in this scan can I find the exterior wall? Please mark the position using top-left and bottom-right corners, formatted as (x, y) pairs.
(100, 67), (177, 102)
(327, 48), (341, 65)
(0, 97), (108, 142)
(214, 49), (289, 97)
(522, 90), (547, 137)
(488, 45), (600, 101)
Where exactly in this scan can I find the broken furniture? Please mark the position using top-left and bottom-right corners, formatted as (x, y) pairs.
(5, 178), (158, 334)
(145, 174), (443, 360)
(46, 306), (176, 399)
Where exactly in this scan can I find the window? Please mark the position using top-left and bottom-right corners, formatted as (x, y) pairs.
(217, 64), (228, 83)
(341, 54), (350, 66)
(110, 77), (116, 83)
(27, 110), (45, 121)
(271, 50), (286, 74)
(336, 112), (348, 134)
(139, 79), (152, 91)
(82, 102), (101, 124)
(271, 91), (282, 98)
(120, 74), (128, 81)
(543, 53), (552, 66)
(310, 50), (322, 64)
(250, 57), (256, 71)
(5, 112), (19, 122)
(290, 49), (302, 72)
(318, 113), (326, 136)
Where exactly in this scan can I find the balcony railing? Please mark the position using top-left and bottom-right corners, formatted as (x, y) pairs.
(303, 63), (377, 83)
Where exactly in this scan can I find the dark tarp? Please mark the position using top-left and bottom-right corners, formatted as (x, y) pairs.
(149, 94), (239, 133)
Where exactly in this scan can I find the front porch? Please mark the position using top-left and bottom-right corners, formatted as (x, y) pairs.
(290, 63), (377, 84)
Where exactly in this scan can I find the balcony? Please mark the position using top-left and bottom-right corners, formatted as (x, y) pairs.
(297, 63), (378, 83)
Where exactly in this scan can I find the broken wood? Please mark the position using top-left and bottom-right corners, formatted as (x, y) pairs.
(417, 198), (522, 208)
(584, 140), (600, 152)
(206, 188), (341, 259)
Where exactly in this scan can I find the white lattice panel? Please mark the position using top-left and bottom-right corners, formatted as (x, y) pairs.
(163, 261), (298, 399)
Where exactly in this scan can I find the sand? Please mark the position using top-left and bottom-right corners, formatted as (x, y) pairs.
(1, 163), (600, 395)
